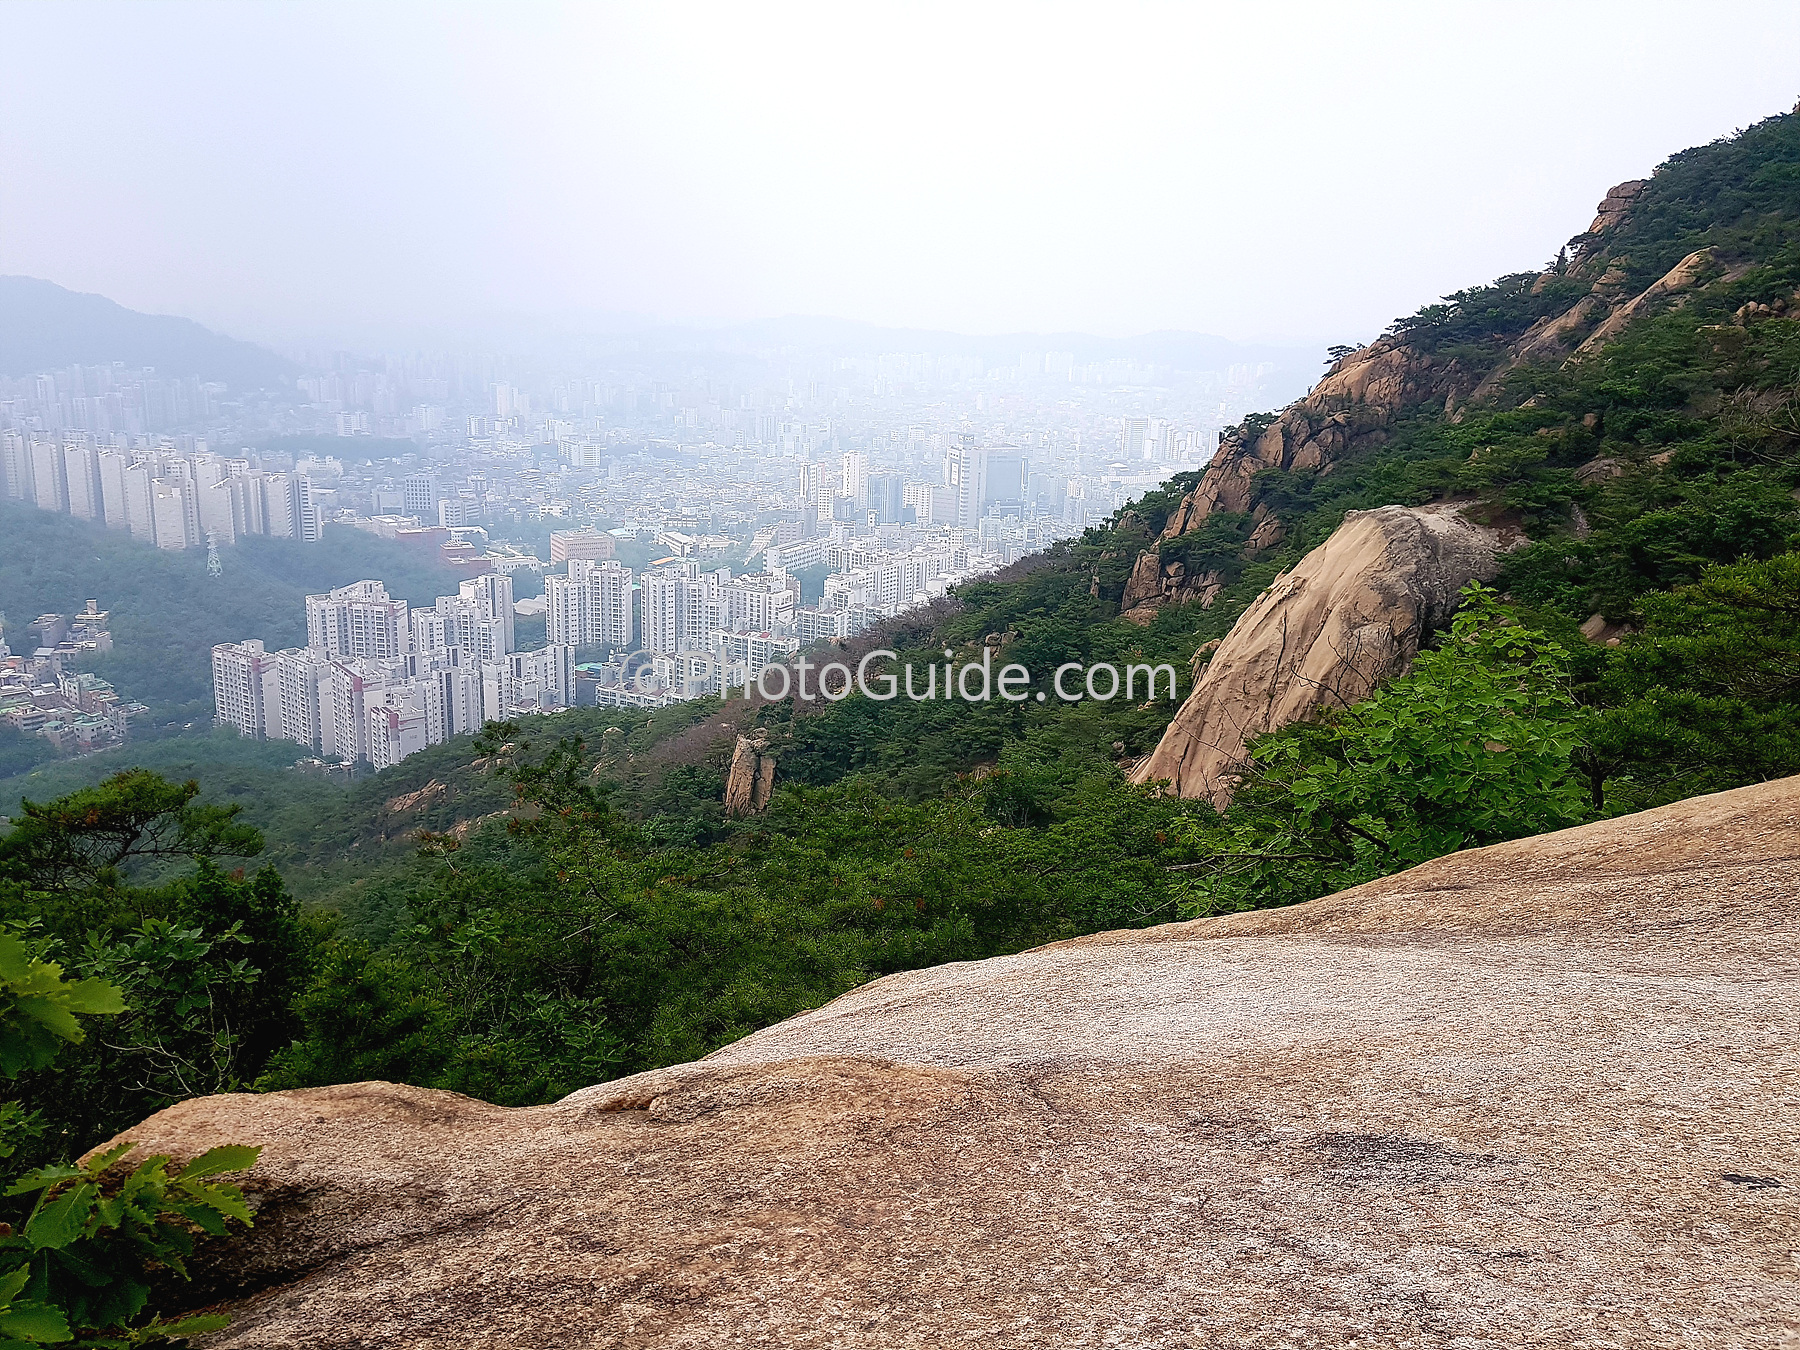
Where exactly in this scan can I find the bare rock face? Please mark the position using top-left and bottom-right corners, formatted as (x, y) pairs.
(1584, 178), (1648, 240)
(1126, 175), (1672, 620)
(1118, 551), (1224, 621)
(1129, 504), (1502, 803)
(722, 732), (777, 817)
(1571, 247), (1715, 357)
(1160, 337), (1475, 541)
(108, 777), (1800, 1348)
(1118, 333), (1481, 622)
(1117, 547), (1165, 610)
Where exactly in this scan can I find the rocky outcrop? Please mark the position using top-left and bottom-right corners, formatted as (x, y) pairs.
(721, 732), (777, 817)
(1118, 551), (1224, 623)
(1118, 548), (1166, 611)
(381, 779), (447, 815)
(1159, 337), (1476, 541)
(1570, 247), (1715, 357)
(1129, 504), (1502, 803)
(1583, 177), (1647, 240)
(105, 776), (1800, 1348)
(1116, 327), (1485, 623)
(1125, 177), (1695, 623)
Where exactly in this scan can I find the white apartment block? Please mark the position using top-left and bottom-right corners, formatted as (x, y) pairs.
(639, 561), (709, 656)
(702, 628), (800, 687)
(764, 536), (828, 572)
(29, 437), (69, 512)
(122, 462), (156, 540)
(545, 559), (635, 648)
(262, 472), (298, 538)
(795, 607), (856, 643)
(64, 444), (101, 520)
(215, 572), (568, 771)
(274, 648), (330, 752)
(197, 477), (245, 546)
(0, 433), (325, 550)
(457, 573), (515, 652)
(638, 562), (801, 659)
(714, 571), (794, 633)
(327, 659), (388, 763)
(417, 658), (484, 741)
(421, 592), (509, 664)
(503, 645), (574, 713)
(651, 650), (724, 701)
(211, 639), (280, 739)
(150, 478), (198, 550)
(368, 699), (429, 771)
(840, 450), (869, 509)
(0, 431), (27, 503)
(306, 581), (410, 662)
(97, 450), (130, 530)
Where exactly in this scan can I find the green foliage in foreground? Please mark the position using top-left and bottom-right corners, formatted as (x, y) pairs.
(0, 903), (259, 1346)
(0, 1143), (257, 1347)
(1174, 588), (1587, 913)
(1579, 550), (1800, 806)
(263, 726), (1200, 1097)
(0, 773), (306, 1167)
(0, 939), (125, 1087)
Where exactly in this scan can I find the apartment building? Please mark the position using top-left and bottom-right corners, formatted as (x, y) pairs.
(215, 573), (567, 771)
(306, 581), (411, 662)
(545, 558), (635, 648)
(1, 432), (323, 549)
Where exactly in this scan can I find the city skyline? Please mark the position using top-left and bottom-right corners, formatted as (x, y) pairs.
(4, 300), (1260, 766)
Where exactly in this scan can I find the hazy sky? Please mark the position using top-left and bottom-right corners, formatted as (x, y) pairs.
(4, 1), (1799, 349)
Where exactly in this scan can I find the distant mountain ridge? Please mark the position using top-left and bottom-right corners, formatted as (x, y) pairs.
(0, 275), (293, 388)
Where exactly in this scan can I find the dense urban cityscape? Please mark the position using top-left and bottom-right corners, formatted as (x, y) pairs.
(0, 335), (1306, 768)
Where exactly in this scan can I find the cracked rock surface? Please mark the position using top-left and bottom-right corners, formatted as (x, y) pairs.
(111, 777), (1800, 1348)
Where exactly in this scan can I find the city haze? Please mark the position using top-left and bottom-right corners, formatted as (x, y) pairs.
(4, 1), (1799, 350)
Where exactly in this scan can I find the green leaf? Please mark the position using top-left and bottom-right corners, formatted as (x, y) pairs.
(23, 1184), (96, 1251)
(0, 1303), (70, 1344)
(188, 1187), (252, 1227)
(175, 1145), (260, 1181)
(165, 1202), (227, 1237)
(57, 979), (125, 1018)
(7, 1000), (81, 1045)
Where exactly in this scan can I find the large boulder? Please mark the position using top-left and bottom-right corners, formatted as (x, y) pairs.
(107, 777), (1800, 1347)
(721, 732), (777, 817)
(1130, 503), (1503, 804)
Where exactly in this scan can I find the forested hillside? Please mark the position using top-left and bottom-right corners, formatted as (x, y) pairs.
(0, 506), (475, 731)
(5, 105), (1800, 1195)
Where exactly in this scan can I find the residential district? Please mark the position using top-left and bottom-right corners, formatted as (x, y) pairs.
(209, 509), (984, 770)
(2, 336), (1307, 770)
(0, 602), (146, 754)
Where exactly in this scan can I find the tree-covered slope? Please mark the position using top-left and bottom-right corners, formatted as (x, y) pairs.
(0, 504), (475, 730)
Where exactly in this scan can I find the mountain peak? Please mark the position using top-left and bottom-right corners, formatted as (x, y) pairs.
(0, 275), (292, 388)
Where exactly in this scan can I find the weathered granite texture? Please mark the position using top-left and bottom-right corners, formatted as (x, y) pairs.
(110, 777), (1800, 1348)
